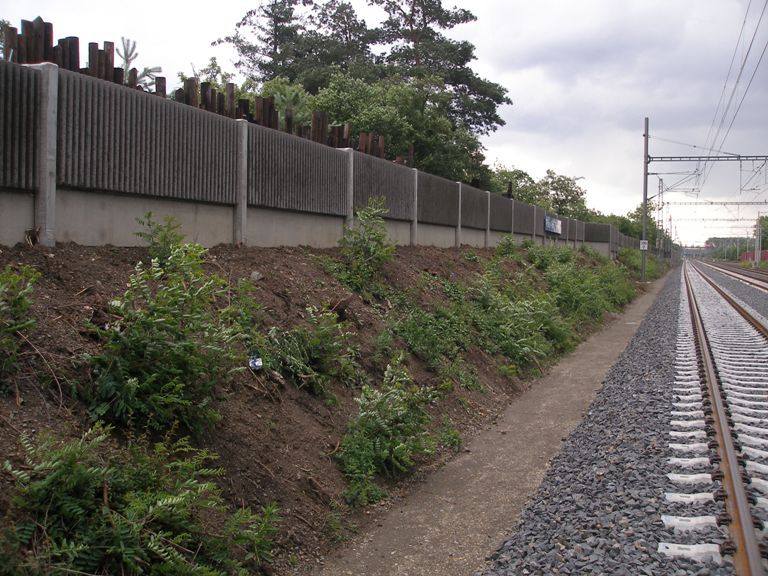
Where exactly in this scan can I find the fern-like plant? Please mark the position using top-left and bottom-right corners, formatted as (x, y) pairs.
(0, 265), (39, 393)
(337, 196), (395, 294)
(85, 243), (240, 432)
(267, 306), (366, 396)
(1, 425), (279, 574)
(135, 211), (185, 266)
(338, 354), (435, 506)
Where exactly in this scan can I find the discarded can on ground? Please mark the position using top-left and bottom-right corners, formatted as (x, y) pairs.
(248, 351), (263, 371)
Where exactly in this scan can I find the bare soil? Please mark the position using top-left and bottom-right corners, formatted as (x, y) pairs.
(0, 241), (652, 575)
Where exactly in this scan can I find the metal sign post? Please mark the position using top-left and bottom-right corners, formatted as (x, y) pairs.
(642, 117), (649, 282)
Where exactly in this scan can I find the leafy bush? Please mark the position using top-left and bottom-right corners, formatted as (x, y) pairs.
(545, 261), (608, 324)
(1, 425), (278, 575)
(437, 357), (482, 391)
(495, 235), (517, 258)
(267, 306), (366, 396)
(526, 244), (573, 270)
(466, 271), (574, 367)
(338, 355), (435, 506)
(596, 264), (636, 307)
(0, 265), (39, 392)
(85, 244), (241, 432)
(135, 211), (185, 266)
(617, 247), (664, 280)
(337, 196), (395, 294)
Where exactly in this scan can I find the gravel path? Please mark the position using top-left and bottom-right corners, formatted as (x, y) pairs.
(482, 268), (734, 576)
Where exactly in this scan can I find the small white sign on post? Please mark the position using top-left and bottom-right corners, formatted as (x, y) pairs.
(640, 240), (649, 251)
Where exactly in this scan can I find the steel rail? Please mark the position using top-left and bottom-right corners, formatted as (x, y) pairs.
(683, 264), (765, 575)
(701, 262), (768, 294)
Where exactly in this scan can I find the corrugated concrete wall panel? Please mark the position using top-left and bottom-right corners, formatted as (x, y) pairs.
(534, 208), (545, 237)
(513, 201), (535, 235)
(489, 193), (513, 232)
(461, 227), (485, 247)
(460, 185), (488, 230)
(248, 124), (347, 216)
(57, 70), (237, 204)
(353, 153), (413, 220)
(384, 219), (411, 245)
(0, 61), (39, 191)
(585, 222), (611, 242)
(417, 172), (459, 226)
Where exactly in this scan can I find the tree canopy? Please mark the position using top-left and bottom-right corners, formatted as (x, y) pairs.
(218, 0), (510, 185)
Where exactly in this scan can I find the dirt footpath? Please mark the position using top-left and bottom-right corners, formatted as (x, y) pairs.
(318, 277), (667, 576)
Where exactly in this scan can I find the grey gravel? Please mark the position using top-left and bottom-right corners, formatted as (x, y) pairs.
(480, 268), (734, 576)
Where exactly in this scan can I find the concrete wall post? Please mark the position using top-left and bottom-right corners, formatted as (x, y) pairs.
(32, 63), (59, 246)
(455, 182), (462, 248)
(234, 119), (248, 244)
(344, 148), (354, 229)
(484, 191), (490, 248)
(411, 168), (418, 246)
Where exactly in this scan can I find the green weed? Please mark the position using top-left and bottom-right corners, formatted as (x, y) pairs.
(337, 197), (395, 295)
(438, 416), (462, 451)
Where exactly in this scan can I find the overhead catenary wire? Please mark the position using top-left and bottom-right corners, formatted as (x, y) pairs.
(700, 0), (768, 190)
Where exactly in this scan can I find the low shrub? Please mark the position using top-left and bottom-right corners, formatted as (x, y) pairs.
(495, 235), (517, 258)
(1, 425), (278, 575)
(0, 265), (40, 393)
(338, 355), (435, 506)
(545, 261), (608, 324)
(393, 306), (470, 370)
(526, 244), (573, 270)
(618, 247), (664, 280)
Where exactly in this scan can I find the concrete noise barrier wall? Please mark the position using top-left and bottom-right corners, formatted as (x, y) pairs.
(0, 59), (644, 254)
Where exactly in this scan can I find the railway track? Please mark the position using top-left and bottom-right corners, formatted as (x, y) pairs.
(702, 261), (768, 293)
(660, 262), (768, 574)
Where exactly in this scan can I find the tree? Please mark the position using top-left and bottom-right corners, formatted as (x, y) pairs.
(116, 37), (162, 89)
(0, 19), (9, 60)
(261, 76), (315, 126)
(758, 215), (768, 249)
(217, 0), (308, 85)
(297, 0), (381, 93)
(537, 170), (589, 219)
(489, 164), (548, 206)
(366, 0), (511, 134)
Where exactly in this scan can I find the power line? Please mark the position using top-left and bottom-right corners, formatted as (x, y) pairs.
(701, 0), (768, 189)
(699, 0), (754, 183)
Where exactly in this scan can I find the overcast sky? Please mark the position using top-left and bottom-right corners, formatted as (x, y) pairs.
(6, 0), (768, 246)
